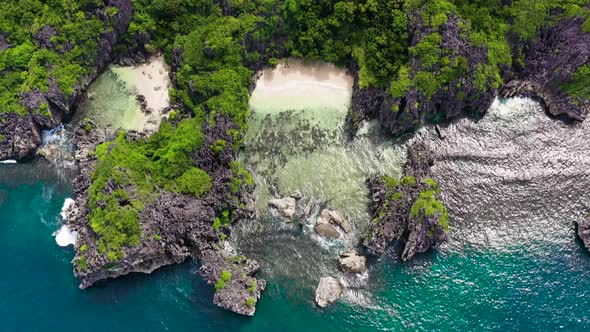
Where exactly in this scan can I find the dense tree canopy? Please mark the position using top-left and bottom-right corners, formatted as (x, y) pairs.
(3, 0), (589, 261)
(0, 0), (118, 116)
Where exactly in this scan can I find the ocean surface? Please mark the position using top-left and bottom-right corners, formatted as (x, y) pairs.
(1, 62), (590, 331)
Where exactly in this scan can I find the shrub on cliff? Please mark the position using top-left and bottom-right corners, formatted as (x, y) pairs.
(0, 0), (115, 116)
(88, 116), (210, 259)
(175, 167), (212, 198)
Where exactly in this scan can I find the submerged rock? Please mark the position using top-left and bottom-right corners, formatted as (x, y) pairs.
(315, 276), (342, 308)
(577, 215), (590, 251)
(315, 222), (341, 239)
(268, 197), (297, 221)
(314, 208), (352, 238)
(364, 142), (448, 260)
(338, 251), (367, 274)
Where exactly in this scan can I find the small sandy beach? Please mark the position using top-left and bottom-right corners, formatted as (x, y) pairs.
(249, 59), (353, 118)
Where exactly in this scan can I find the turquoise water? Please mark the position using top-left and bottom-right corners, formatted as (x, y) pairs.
(3, 64), (590, 331)
(1, 161), (590, 331)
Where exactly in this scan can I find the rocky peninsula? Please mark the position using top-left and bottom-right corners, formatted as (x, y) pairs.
(2, 0), (590, 319)
(364, 143), (448, 260)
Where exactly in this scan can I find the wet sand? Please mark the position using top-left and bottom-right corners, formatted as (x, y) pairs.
(76, 55), (171, 133)
(129, 56), (171, 112)
(249, 59), (353, 128)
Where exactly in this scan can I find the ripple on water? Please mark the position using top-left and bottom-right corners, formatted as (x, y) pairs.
(237, 69), (590, 330)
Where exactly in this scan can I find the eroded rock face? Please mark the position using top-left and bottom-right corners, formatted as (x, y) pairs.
(338, 251), (367, 274)
(0, 0), (133, 161)
(363, 142), (448, 260)
(349, 13), (495, 135)
(577, 216), (590, 251)
(72, 191), (217, 289)
(68, 117), (265, 316)
(0, 114), (42, 161)
(201, 248), (266, 316)
(315, 276), (342, 308)
(502, 16), (590, 120)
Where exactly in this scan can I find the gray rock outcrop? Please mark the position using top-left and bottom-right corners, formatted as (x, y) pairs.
(269, 197), (297, 221)
(315, 276), (342, 308)
(314, 209), (352, 239)
(577, 215), (590, 251)
(338, 251), (367, 274)
(364, 142), (449, 261)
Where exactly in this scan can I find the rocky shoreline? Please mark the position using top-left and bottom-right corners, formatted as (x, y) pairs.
(63, 115), (265, 316)
(348, 15), (590, 135)
(364, 142), (448, 261)
(0, 0), (133, 162)
(500, 16), (590, 121)
(0, 0), (267, 314)
(2, 1), (590, 318)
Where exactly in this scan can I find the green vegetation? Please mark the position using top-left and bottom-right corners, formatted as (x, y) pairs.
(213, 210), (232, 233)
(77, 256), (88, 271)
(377, 175), (448, 231)
(245, 296), (255, 307)
(401, 176), (417, 187)
(215, 270), (232, 292)
(210, 139), (227, 155)
(3, 0), (588, 121)
(410, 189), (449, 230)
(560, 65), (590, 100)
(409, 177), (448, 230)
(0, 0), (116, 116)
(176, 167), (212, 197)
(88, 118), (211, 260)
(229, 162), (254, 194)
(6, 0), (586, 265)
(247, 279), (257, 293)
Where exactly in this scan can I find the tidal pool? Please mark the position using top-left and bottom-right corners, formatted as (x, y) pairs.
(73, 56), (171, 132)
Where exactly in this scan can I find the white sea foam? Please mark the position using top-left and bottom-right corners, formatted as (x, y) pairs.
(60, 198), (76, 221)
(54, 224), (77, 247)
(0, 160), (17, 164)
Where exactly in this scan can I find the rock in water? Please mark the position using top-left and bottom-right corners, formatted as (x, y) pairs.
(315, 208), (352, 237)
(577, 215), (590, 251)
(363, 142), (449, 260)
(315, 276), (342, 308)
(315, 223), (341, 239)
(290, 190), (303, 200)
(268, 197), (297, 221)
(340, 219), (352, 233)
(338, 251), (367, 274)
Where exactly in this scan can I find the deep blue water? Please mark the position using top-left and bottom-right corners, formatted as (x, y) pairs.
(1, 161), (590, 332)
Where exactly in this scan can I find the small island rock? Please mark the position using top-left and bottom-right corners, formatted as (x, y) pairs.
(339, 251), (367, 274)
(315, 276), (342, 308)
(268, 197), (297, 221)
